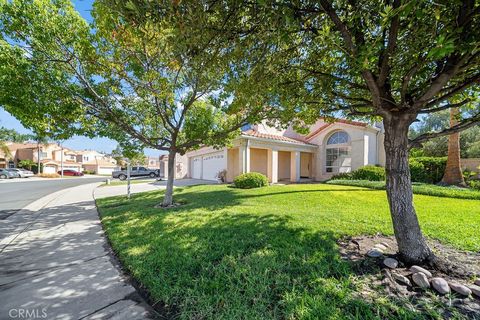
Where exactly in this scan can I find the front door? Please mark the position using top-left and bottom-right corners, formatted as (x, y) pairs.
(300, 153), (311, 178)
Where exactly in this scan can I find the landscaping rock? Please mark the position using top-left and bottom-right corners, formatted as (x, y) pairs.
(366, 248), (383, 258)
(383, 258), (398, 269)
(449, 282), (472, 296)
(412, 272), (430, 289)
(431, 277), (450, 295)
(392, 273), (411, 286)
(469, 285), (480, 298)
(475, 279), (480, 286)
(374, 244), (388, 251)
(409, 265), (432, 278)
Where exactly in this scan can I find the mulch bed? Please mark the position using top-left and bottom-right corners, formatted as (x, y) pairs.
(338, 234), (480, 319)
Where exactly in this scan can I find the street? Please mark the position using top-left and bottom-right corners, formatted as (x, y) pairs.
(0, 177), (105, 219)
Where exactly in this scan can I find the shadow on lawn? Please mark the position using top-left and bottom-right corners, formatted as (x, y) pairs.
(99, 188), (422, 320)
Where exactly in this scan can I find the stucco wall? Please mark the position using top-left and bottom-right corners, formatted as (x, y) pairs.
(250, 148), (268, 176)
(278, 151), (291, 180)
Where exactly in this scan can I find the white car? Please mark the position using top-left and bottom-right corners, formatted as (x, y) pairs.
(7, 168), (34, 178)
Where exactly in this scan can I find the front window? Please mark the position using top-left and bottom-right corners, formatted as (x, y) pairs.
(325, 131), (351, 173)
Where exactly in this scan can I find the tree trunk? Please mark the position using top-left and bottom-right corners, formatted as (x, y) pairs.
(37, 142), (41, 174)
(441, 108), (465, 186)
(383, 115), (434, 265)
(162, 149), (176, 207)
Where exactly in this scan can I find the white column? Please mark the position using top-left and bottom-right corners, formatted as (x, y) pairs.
(290, 151), (300, 182)
(239, 141), (251, 174)
(267, 149), (278, 183)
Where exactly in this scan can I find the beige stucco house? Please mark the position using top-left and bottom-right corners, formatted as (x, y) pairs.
(77, 150), (120, 174)
(182, 119), (386, 183)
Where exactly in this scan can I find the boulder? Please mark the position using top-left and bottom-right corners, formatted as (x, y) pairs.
(475, 279), (480, 286)
(431, 277), (450, 295)
(383, 258), (398, 269)
(469, 285), (480, 298)
(449, 282), (472, 296)
(412, 272), (430, 289)
(366, 248), (383, 258)
(409, 265), (432, 278)
(392, 273), (411, 286)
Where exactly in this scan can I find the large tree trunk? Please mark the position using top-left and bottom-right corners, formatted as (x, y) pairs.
(383, 115), (434, 265)
(441, 108), (465, 186)
(162, 149), (176, 207)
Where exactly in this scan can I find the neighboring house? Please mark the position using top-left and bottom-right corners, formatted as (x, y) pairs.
(2, 142), (83, 173)
(159, 154), (188, 179)
(77, 150), (120, 174)
(184, 119), (386, 182)
(147, 156), (161, 170)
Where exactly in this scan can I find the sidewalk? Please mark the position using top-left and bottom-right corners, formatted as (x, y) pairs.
(0, 183), (155, 320)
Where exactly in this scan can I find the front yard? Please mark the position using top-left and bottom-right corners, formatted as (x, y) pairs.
(97, 184), (480, 319)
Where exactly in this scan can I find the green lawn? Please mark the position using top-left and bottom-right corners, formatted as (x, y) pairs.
(97, 184), (480, 319)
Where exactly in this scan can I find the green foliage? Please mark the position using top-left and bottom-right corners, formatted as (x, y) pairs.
(332, 165), (385, 181)
(233, 172), (268, 189)
(18, 159), (36, 170)
(409, 157), (447, 184)
(0, 127), (33, 142)
(83, 170), (96, 175)
(467, 180), (480, 190)
(97, 184), (479, 319)
(327, 180), (480, 201)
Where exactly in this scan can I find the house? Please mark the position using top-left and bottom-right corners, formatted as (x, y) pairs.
(159, 154), (188, 179)
(3, 142), (83, 173)
(77, 150), (120, 175)
(147, 156), (161, 170)
(183, 119), (386, 182)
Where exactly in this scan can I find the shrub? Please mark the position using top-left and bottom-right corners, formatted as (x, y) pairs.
(331, 165), (385, 181)
(467, 180), (480, 190)
(83, 170), (96, 174)
(351, 165), (385, 181)
(38, 173), (60, 178)
(233, 172), (268, 189)
(409, 157), (446, 184)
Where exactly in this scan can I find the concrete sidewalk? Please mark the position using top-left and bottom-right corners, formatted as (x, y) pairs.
(0, 183), (156, 320)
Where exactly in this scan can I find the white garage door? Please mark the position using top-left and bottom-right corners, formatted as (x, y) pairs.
(192, 157), (202, 179)
(98, 167), (117, 175)
(202, 152), (226, 181)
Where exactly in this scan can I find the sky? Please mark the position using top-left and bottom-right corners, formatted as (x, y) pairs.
(0, 0), (163, 157)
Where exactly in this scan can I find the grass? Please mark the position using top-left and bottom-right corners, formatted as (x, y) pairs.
(100, 178), (159, 187)
(327, 179), (480, 200)
(97, 184), (480, 319)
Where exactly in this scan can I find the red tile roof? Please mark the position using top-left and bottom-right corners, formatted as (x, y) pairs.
(304, 119), (368, 141)
(241, 130), (315, 146)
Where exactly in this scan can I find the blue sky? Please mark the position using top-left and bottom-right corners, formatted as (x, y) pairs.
(0, 0), (162, 156)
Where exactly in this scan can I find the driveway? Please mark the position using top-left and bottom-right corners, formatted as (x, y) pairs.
(0, 183), (155, 319)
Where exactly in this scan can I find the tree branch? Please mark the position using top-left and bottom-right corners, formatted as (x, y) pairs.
(408, 115), (480, 148)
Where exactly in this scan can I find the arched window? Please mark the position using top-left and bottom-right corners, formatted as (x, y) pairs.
(325, 131), (351, 173)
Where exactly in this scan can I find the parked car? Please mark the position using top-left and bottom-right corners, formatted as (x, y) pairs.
(7, 168), (34, 178)
(58, 169), (84, 176)
(0, 168), (16, 179)
(112, 166), (159, 180)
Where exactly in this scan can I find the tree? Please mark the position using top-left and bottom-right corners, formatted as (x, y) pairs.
(0, 0), (271, 206)
(111, 144), (147, 168)
(229, 1), (479, 264)
(0, 126), (34, 142)
(440, 108), (466, 186)
(18, 159), (36, 170)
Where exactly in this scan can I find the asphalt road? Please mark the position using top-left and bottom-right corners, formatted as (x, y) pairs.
(0, 177), (105, 218)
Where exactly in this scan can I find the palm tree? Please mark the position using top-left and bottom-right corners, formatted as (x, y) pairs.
(441, 108), (466, 186)
(33, 133), (49, 174)
(0, 140), (12, 167)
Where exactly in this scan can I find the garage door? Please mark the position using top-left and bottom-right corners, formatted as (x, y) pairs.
(192, 157), (202, 179)
(202, 152), (226, 181)
(98, 167), (117, 175)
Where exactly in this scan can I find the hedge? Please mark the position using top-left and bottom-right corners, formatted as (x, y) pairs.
(233, 172), (269, 189)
